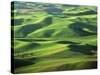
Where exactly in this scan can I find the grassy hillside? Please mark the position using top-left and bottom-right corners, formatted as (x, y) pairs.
(11, 1), (97, 73)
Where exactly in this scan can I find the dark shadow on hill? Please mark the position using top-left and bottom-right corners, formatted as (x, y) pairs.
(20, 43), (40, 50)
(69, 22), (97, 36)
(45, 7), (63, 14)
(15, 17), (53, 37)
(43, 29), (55, 37)
(12, 19), (24, 26)
(14, 58), (36, 68)
(16, 39), (49, 42)
(56, 41), (79, 44)
(69, 44), (97, 55)
(45, 7), (67, 18)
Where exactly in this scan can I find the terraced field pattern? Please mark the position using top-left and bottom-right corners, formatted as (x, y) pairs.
(11, 1), (97, 73)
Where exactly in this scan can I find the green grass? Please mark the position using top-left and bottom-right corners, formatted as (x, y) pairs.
(12, 1), (97, 73)
(15, 56), (96, 73)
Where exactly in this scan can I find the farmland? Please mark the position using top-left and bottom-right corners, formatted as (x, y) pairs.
(11, 1), (97, 73)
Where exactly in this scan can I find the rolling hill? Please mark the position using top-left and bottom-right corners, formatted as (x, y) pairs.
(11, 1), (97, 73)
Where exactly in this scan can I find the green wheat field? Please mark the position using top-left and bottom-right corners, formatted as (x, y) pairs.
(11, 1), (97, 74)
